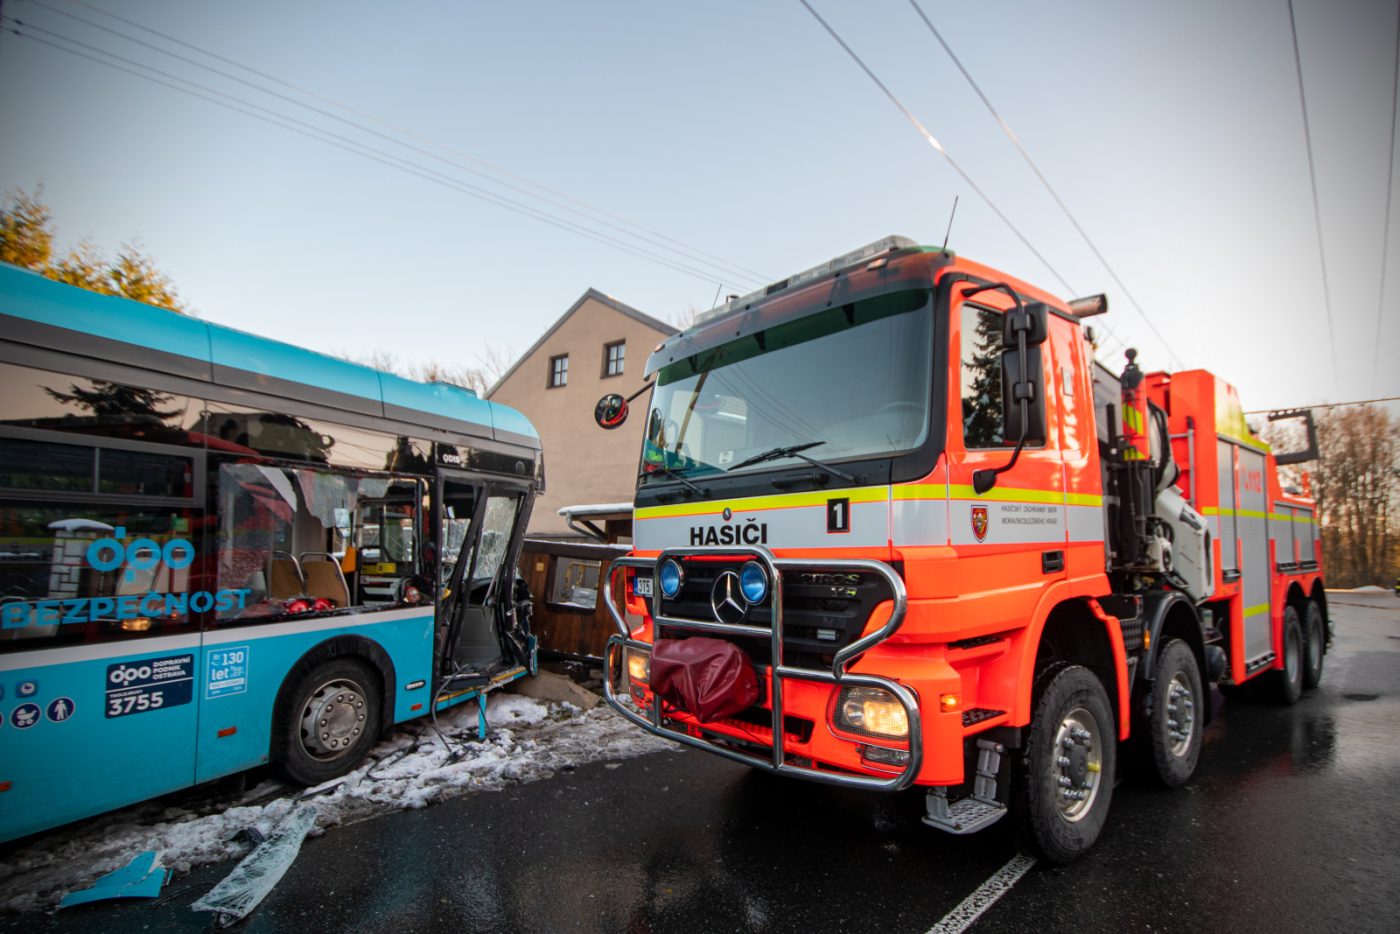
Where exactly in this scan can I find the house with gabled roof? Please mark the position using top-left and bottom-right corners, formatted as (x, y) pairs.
(487, 288), (677, 538)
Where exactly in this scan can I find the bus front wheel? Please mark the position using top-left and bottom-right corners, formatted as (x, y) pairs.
(276, 658), (383, 786)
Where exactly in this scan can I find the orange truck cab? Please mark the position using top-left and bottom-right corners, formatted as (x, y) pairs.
(595, 236), (1328, 862)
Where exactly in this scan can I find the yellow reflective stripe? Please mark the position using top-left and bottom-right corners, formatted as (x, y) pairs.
(892, 483), (948, 501)
(1201, 507), (1269, 520)
(1123, 405), (1144, 432)
(633, 484), (888, 520)
(1243, 603), (1270, 618)
(637, 482), (1106, 518)
(1269, 513), (1318, 523)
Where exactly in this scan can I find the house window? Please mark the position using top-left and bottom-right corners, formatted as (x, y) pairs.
(549, 556), (602, 610)
(549, 354), (568, 388)
(604, 341), (625, 378)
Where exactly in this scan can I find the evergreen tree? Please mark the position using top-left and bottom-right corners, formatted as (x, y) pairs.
(961, 308), (1005, 447)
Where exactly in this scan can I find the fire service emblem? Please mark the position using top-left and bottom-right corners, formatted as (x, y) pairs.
(971, 505), (989, 543)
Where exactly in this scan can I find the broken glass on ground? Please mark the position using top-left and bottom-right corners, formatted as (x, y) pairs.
(190, 804), (318, 927)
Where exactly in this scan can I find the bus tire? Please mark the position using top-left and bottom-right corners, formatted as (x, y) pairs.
(275, 658), (383, 786)
(1140, 639), (1203, 788)
(1013, 663), (1116, 864)
(1268, 607), (1303, 706)
(1302, 600), (1325, 689)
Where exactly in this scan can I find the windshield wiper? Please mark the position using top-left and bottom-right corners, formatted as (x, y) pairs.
(639, 463), (707, 498)
(730, 441), (856, 482)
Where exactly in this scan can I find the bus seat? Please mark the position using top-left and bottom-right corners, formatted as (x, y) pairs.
(269, 553), (304, 599)
(301, 554), (350, 608)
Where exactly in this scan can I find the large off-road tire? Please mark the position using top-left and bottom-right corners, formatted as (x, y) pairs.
(1268, 607), (1303, 706)
(1302, 600), (1325, 689)
(1013, 663), (1117, 864)
(1138, 639), (1204, 788)
(275, 658), (382, 786)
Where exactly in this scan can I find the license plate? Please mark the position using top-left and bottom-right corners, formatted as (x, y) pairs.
(634, 575), (653, 597)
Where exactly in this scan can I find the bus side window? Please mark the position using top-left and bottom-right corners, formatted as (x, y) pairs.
(212, 463), (424, 624)
(0, 499), (203, 652)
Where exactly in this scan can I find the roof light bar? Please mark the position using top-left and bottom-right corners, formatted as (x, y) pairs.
(694, 235), (919, 326)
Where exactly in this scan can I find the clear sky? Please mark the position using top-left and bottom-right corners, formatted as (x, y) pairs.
(1, 0), (1396, 414)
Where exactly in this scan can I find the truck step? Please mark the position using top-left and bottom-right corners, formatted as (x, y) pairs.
(923, 738), (1008, 834)
(922, 795), (1007, 835)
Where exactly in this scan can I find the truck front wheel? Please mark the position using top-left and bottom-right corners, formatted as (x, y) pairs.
(1014, 663), (1117, 863)
(1140, 639), (1203, 788)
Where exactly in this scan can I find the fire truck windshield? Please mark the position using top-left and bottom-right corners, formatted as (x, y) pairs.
(641, 286), (934, 481)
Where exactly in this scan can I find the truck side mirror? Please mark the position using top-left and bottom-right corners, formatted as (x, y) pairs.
(594, 394), (628, 429)
(1002, 302), (1049, 348)
(974, 300), (1050, 494)
(1000, 346), (1046, 445)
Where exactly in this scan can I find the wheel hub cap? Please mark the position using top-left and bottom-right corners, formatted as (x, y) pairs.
(300, 679), (367, 759)
(1166, 675), (1196, 757)
(1053, 707), (1104, 822)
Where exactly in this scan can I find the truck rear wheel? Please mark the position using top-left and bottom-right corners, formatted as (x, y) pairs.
(1268, 607), (1303, 706)
(1014, 663), (1116, 864)
(275, 658), (382, 786)
(1302, 600), (1325, 689)
(1140, 639), (1203, 788)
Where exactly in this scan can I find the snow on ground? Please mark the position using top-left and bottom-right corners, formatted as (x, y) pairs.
(0, 695), (674, 914)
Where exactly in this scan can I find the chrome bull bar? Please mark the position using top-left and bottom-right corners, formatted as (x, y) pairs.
(601, 546), (923, 792)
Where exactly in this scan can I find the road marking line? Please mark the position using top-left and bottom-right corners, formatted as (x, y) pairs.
(924, 853), (1036, 934)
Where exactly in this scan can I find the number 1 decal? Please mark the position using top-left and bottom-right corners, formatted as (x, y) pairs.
(827, 497), (850, 533)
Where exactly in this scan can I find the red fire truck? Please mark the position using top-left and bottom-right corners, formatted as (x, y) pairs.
(594, 236), (1327, 862)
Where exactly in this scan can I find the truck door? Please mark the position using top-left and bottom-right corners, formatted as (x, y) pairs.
(945, 283), (1067, 634)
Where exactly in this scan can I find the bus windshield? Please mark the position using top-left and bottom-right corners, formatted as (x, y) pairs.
(642, 287), (934, 480)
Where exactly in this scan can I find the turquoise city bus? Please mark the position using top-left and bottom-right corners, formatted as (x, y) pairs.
(0, 263), (542, 842)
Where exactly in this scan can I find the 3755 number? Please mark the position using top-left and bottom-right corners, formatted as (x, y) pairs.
(107, 691), (166, 717)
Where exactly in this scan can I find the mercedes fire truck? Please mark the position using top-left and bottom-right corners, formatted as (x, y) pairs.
(595, 236), (1327, 862)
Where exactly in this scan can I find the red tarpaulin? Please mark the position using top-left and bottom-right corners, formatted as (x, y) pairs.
(650, 637), (759, 723)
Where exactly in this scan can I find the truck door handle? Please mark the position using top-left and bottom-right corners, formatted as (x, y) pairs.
(1042, 550), (1064, 574)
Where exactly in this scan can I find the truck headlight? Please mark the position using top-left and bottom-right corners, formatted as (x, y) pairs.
(625, 647), (651, 684)
(835, 686), (909, 739)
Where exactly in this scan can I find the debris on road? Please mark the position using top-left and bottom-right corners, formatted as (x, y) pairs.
(56, 850), (169, 908)
(191, 805), (318, 928)
(1, 698), (672, 914)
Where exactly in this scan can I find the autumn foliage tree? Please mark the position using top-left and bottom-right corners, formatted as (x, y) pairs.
(0, 186), (185, 313)
(1309, 405), (1400, 588)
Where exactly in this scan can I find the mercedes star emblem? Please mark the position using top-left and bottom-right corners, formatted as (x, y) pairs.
(710, 569), (748, 624)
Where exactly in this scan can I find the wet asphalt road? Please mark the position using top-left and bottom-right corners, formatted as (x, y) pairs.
(9, 591), (1399, 934)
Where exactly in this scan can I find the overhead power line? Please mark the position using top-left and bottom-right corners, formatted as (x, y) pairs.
(34, 0), (768, 290)
(1374, 5), (1400, 389)
(19, 0), (770, 291)
(905, 0), (1183, 370)
(1286, 0), (1341, 392)
(1244, 395), (1400, 414)
(1, 16), (752, 287)
(794, 0), (1077, 297)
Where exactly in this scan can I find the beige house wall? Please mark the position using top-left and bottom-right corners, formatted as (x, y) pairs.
(488, 293), (671, 536)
